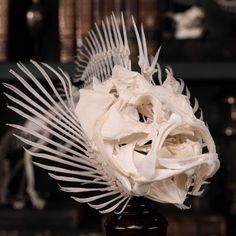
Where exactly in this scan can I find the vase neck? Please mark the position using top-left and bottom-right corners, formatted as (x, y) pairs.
(105, 197), (168, 236)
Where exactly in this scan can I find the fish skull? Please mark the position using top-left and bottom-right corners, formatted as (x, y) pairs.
(75, 65), (219, 207)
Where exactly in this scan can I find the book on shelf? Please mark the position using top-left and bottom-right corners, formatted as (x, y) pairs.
(75, 0), (92, 50)
(0, 0), (9, 62)
(138, 0), (160, 30)
(92, 0), (124, 27)
(101, 0), (114, 21)
(92, 0), (102, 26)
(58, 0), (75, 63)
(58, 0), (161, 63)
(138, 0), (160, 57)
(124, 0), (138, 30)
(113, 0), (123, 26)
(124, 0), (138, 63)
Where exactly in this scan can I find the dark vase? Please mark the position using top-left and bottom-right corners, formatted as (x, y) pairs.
(104, 197), (168, 236)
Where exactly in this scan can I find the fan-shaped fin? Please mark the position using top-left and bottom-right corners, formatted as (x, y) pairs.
(4, 61), (130, 213)
(74, 13), (130, 86)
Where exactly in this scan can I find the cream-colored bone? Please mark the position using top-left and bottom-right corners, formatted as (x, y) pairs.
(75, 65), (219, 208)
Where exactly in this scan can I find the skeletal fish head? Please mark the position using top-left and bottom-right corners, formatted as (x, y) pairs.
(75, 65), (219, 208)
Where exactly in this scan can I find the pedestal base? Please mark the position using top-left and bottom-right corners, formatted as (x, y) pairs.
(104, 197), (168, 236)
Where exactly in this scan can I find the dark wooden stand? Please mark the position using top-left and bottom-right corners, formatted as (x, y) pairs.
(104, 197), (168, 236)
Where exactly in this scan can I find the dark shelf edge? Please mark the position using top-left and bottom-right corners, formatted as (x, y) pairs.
(166, 62), (236, 80)
(0, 62), (76, 82)
(0, 62), (236, 81)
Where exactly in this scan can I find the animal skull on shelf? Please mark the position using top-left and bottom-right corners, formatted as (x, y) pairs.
(167, 6), (206, 39)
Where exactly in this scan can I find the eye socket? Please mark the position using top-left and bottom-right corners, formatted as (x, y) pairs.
(134, 140), (153, 155)
(110, 87), (118, 98)
(202, 144), (208, 154)
(117, 140), (153, 156)
(138, 112), (149, 123)
(136, 96), (154, 124)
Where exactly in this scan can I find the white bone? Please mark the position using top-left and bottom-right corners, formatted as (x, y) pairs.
(4, 14), (219, 214)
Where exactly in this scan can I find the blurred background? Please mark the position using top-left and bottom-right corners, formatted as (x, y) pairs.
(0, 0), (236, 235)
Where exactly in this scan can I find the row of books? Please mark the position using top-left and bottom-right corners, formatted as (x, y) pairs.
(0, 0), (9, 62)
(59, 0), (161, 63)
(0, 0), (160, 63)
(1, 1), (236, 63)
